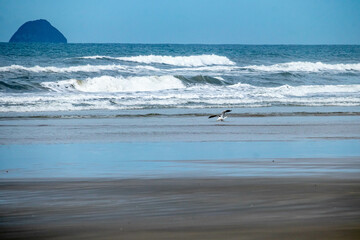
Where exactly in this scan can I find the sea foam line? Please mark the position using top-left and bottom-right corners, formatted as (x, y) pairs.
(0, 64), (159, 73)
(1, 82), (360, 112)
(80, 54), (236, 67)
(241, 61), (360, 72)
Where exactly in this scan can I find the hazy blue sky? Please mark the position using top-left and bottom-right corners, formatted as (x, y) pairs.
(0, 0), (359, 44)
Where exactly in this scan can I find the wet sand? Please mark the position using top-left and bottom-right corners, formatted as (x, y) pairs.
(1, 177), (360, 240)
(1, 107), (360, 239)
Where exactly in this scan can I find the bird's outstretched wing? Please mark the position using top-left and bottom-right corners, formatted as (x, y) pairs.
(220, 110), (232, 118)
(222, 110), (232, 114)
(208, 114), (219, 119)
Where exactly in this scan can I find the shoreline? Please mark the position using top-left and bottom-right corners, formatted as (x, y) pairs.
(1, 106), (359, 238)
(1, 107), (360, 144)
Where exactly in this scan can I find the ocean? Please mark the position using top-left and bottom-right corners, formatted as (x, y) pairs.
(1, 44), (360, 113)
(1, 43), (360, 177)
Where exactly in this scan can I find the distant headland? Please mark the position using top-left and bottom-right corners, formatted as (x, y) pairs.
(9, 19), (67, 43)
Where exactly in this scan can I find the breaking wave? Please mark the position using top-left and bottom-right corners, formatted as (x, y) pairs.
(229, 83), (360, 97)
(0, 74), (227, 92)
(80, 54), (236, 67)
(2, 61), (359, 75)
(41, 75), (185, 93)
(241, 61), (360, 72)
(2, 81), (360, 112)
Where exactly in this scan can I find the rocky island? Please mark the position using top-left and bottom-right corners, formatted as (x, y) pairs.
(9, 19), (67, 43)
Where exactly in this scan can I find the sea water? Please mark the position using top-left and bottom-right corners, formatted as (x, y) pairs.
(1, 141), (360, 178)
(1, 44), (360, 178)
(1, 44), (360, 113)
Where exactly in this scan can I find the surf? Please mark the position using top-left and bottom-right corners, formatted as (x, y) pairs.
(79, 54), (236, 67)
(41, 75), (185, 93)
(0, 64), (159, 73)
(240, 61), (360, 72)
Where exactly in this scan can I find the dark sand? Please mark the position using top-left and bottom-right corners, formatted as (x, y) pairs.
(1, 177), (360, 240)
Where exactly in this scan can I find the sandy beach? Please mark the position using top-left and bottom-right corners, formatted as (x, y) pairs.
(1, 177), (360, 240)
(1, 2), (360, 238)
(0, 107), (360, 239)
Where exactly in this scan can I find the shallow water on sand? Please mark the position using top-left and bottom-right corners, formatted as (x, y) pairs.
(1, 140), (359, 178)
(1, 106), (360, 144)
(1, 106), (359, 179)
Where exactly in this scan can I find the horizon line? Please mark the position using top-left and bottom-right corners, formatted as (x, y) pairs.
(1, 42), (360, 46)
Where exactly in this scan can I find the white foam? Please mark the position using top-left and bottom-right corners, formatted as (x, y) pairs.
(2, 83), (360, 112)
(41, 75), (185, 93)
(0, 64), (160, 73)
(78, 55), (113, 60)
(241, 61), (360, 72)
(214, 76), (225, 81)
(81, 54), (235, 67)
(169, 65), (236, 72)
(230, 83), (360, 97)
(0, 64), (127, 73)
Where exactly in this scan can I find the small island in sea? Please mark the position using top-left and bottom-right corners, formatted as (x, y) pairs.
(9, 19), (67, 43)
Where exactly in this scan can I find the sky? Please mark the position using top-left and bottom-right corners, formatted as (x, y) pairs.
(0, 0), (359, 44)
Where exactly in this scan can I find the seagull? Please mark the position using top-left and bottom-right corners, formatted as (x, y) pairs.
(208, 110), (232, 121)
